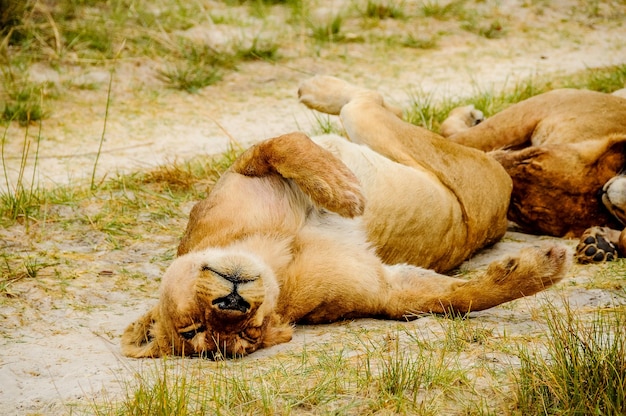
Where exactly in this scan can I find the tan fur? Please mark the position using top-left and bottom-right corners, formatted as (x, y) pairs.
(444, 89), (626, 237)
(440, 105), (484, 138)
(298, 76), (513, 270)
(122, 77), (571, 359)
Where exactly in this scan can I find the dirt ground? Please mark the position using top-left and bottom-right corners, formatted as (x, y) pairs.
(1, 1), (626, 414)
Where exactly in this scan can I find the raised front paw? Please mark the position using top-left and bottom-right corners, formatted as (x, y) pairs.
(575, 226), (619, 263)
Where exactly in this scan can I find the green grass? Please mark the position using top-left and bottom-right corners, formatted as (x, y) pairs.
(516, 303), (626, 415)
(90, 292), (626, 415)
(234, 36), (281, 62)
(0, 66), (50, 125)
(0, 252), (48, 296)
(157, 35), (281, 93)
(0, 118), (43, 225)
(362, 0), (406, 20)
(1, 85), (48, 125)
(309, 112), (344, 136)
(405, 64), (626, 133)
(401, 33), (439, 49)
(309, 13), (345, 43)
(2, 0), (617, 115)
(156, 42), (234, 93)
(461, 17), (507, 39)
(420, 0), (467, 20)
(93, 326), (473, 415)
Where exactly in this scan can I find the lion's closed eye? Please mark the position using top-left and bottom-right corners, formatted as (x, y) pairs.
(239, 326), (264, 343)
(239, 331), (257, 343)
(179, 324), (206, 340)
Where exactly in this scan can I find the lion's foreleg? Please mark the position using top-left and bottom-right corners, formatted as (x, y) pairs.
(232, 132), (365, 218)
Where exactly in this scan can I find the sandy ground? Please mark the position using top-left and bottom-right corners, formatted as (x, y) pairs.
(2, 1), (626, 189)
(1, 1), (626, 414)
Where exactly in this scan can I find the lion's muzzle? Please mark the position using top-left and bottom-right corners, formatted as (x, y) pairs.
(212, 286), (251, 313)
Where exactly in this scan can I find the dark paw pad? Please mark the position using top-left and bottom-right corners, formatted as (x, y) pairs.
(575, 228), (618, 263)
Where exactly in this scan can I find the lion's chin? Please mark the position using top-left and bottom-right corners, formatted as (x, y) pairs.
(196, 315), (295, 359)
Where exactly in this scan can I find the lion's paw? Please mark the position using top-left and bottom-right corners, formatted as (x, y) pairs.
(612, 88), (626, 99)
(440, 105), (485, 137)
(298, 76), (365, 115)
(576, 226), (619, 263)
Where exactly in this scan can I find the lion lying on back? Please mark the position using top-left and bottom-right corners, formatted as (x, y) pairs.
(122, 76), (570, 359)
(441, 88), (626, 262)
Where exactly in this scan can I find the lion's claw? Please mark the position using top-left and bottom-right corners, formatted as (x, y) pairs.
(575, 227), (619, 263)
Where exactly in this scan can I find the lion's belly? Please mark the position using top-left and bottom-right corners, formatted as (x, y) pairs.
(361, 165), (466, 272)
(313, 135), (467, 272)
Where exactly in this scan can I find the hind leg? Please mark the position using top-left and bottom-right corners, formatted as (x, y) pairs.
(298, 75), (403, 118)
(299, 75), (445, 167)
(381, 244), (571, 318)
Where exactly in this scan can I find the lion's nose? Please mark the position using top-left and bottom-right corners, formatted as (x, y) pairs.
(212, 290), (250, 313)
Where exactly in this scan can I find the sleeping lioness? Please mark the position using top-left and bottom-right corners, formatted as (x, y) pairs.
(441, 88), (626, 262)
(122, 76), (571, 359)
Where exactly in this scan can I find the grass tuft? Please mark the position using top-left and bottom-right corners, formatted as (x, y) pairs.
(565, 64), (626, 93)
(420, 0), (467, 20)
(157, 42), (230, 93)
(310, 112), (343, 136)
(405, 64), (626, 133)
(235, 36), (281, 62)
(0, 119), (43, 226)
(95, 328), (474, 415)
(516, 303), (626, 415)
(461, 16), (507, 39)
(309, 14), (344, 42)
(401, 34), (439, 49)
(363, 0), (406, 20)
(1, 76), (49, 125)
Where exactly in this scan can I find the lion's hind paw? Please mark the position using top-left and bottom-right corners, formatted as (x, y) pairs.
(298, 76), (363, 115)
(576, 226), (619, 263)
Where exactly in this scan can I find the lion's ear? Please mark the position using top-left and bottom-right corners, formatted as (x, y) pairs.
(121, 306), (163, 358)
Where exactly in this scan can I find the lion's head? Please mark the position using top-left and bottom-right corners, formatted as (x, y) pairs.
(121, 248), (293, 359)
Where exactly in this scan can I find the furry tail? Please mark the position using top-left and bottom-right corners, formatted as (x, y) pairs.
(232, 132), (365, 218)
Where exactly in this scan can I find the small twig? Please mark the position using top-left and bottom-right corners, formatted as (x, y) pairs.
(90, 71), (114, 190)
